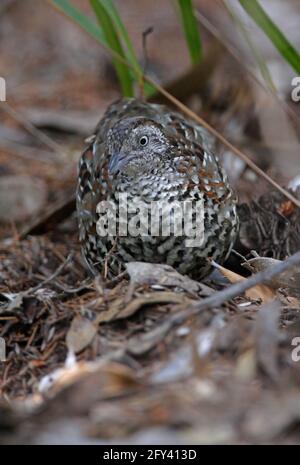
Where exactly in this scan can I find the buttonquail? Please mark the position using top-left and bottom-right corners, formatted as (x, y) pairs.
(77, 98), (238, 279)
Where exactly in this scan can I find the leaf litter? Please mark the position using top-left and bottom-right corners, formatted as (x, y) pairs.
(1, 231), (300, 444)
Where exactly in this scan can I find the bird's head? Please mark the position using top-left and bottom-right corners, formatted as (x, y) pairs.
(107, 117), (170, 178)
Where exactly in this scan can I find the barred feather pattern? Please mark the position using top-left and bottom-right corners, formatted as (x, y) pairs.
(77, 98), (238, 279)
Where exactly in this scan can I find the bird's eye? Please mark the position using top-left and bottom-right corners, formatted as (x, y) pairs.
(139, 135), (149, 147)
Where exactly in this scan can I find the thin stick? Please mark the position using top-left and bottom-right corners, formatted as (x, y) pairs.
(0, 254), (73, 314)
(1, 103), (68, 158)
(145, 250), (300, 337)
(139, 26), (154, 100)
(29, 253), (73, 294)
(0, 139), (61, 165)
(145, 75), (300, 208)
(195, 8), (300, 130)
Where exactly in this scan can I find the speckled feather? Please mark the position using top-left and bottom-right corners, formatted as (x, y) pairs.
(77, 98), (238, 279)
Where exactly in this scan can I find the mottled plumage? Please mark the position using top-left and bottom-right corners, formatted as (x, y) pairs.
(77, 98), (238, 279)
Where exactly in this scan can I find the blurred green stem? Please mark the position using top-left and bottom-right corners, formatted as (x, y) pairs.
(176, 0), (202, 64)
(239, 0), (300, 74)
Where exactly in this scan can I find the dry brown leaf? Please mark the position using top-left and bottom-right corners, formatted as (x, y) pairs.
(127, 323), (172, 356)
(96, 291), (193, 324)
(217, 265), (275, 303)
(39, 359), (139, 403)
(126, 262), (214, 297)
(246, 257), (300, 296)
(66, 315), (97, 354)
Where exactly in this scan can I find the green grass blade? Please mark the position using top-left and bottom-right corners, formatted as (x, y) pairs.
(98, 0), (140, 76)
(95, 0), (156, 97)
(176, 0), (202, 64)
(49, 0), (156, 97)
(239, 0), (300, 74)
(90, 0), (134, 96)
(224, 1), (276, 93)
(50, 0), (106, 44)
(50, 0), (134, 96)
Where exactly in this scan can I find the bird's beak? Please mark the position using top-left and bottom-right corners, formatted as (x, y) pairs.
(108, 152), (127, 175)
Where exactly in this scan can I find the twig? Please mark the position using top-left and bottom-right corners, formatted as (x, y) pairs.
(195, 8), (300, 130)
(22, 107), (101, 136)
(0, 254), (73, 314)
(142, 250), (300, 339)
(106, 269), (128, 286)
(1, 104), (68, 159)
(150, 41), (224, 104)
(19, 193), (76, 238)
(145, 76), (300, 209)
(0, 139), (61, 165)
(139, 26), (153, 100)
(23, 253), (74, 294)
(50, 279), (92, 294)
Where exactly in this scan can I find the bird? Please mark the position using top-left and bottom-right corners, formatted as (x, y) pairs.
(76, 98), (238, 279)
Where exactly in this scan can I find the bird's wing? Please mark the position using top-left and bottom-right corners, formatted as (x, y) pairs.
(156, 108), (215, 153)
(76, 137), (109, 274)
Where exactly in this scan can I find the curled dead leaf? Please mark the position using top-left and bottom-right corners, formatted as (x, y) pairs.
(217, 265), (275, 303)
(96, 291), (193, 324)
(245, 256), (300, 295)
(126, 262), (213, 296)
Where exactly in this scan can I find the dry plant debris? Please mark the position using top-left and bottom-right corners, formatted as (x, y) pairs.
(1, 230), (300, 444)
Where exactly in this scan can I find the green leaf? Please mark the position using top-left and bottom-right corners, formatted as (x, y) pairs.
(50, 0), (105, 44)
(239, 0), (300, 75)
(50, 0), (134, 96)
(98, 0), (140, 76)
(224, 1), (276, 93)
(49, 0), (156, 97)
(90, 0), (134, 96)
(95, 0), (156, 97)
(176, 0), (202, 65)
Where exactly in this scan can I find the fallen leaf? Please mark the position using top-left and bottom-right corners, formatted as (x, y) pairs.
(96, 291), (193, 324)
(126, 262), (214, 297)
(66, 315), (97, 354)
(39, 359), (139, 405)
(217, 265), (275, 303)
(245, 256), (300, 296)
